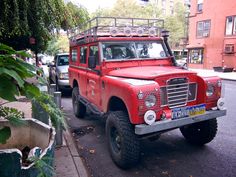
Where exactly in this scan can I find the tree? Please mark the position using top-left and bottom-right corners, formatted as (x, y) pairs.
(45, 35), (69, 56)
(0, 0), (89, 54)
(0, 0), (65, 52)
(91, 0), (187, 48)
(65, 2), (90, 29)
(165, 1), (187, 48)
(92, 0), (157, 19)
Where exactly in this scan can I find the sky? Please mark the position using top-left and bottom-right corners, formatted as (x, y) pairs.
(66, 0), (117, 13)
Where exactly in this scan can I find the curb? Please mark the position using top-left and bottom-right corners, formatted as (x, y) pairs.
(221, 78), (236, 82)
(63, 127), (89, 177)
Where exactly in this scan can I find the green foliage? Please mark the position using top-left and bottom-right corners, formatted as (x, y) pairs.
(0, 126), (11, 144)
(0, 43), (37, 101)
(27, 156), (55, 177)
(33, 93), (65, 129)
(0, 0), (89, 52)
(45, 35), (69, 56)
(64, 2), (90, 29)
(91, 0), (187, 48)
(0, 43), (65, 146)
(0, 106), (25, 126)
(165, 1), (187, 48)
(0, 106), (26, 144)
(92, 0), (152, 18)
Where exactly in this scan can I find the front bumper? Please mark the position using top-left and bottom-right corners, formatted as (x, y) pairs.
(58, 79), (69, 86)
(135, 109), (226, 135)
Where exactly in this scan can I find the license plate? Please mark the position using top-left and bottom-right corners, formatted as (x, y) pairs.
(172, 104), (206, 120)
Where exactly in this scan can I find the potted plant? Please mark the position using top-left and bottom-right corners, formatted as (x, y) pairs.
(0, 43), (64, 177)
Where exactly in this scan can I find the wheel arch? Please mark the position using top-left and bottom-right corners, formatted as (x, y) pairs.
(73, 79), (78, 88)
(108, 96), (128, 112)
(107, 96), (132, 122)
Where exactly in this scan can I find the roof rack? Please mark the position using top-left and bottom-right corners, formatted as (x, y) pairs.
(69, 17), (165, 44)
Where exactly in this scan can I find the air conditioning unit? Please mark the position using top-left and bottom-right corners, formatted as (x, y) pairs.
(224, 44), (234, 54)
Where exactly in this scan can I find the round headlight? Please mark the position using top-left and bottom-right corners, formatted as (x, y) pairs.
(145, 94), (157, 108)
(206, 85), (214, 97)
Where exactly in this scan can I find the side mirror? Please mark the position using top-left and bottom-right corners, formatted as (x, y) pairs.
(88, 56), (96, 69)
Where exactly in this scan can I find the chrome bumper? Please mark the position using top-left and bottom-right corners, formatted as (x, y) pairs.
(58, 79), (69, 86)
(135, 109), (226, 135)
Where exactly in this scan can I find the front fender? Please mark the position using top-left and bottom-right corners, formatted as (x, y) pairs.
(102, 76), (159, 124)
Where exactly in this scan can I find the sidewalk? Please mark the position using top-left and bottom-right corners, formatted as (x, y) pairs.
(189, 68), (236, 81)
(0, 99), (88, 177)
(54, 128), (88, 177)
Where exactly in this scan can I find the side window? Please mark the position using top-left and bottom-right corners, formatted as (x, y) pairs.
(71, 49), (77, 62)
(89, 46), (100, 65)
(80, 46), (87, 64)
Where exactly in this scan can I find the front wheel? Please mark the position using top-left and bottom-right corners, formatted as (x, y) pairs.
(106, 111), (140, 169)
(72, 87), (86, 118)
(180, 118), (218, 146)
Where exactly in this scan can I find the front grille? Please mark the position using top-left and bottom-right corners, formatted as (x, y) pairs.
(160, 78), (198, 108)
(161, 78), (191, 108)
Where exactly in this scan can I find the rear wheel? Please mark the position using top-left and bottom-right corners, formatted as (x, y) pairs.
(106, 111), (140, 169)
(72, 87), (86, 118)
(180, 119), (218, 145)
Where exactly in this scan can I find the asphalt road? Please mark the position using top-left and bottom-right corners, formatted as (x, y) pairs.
(62, 80), (236, 177)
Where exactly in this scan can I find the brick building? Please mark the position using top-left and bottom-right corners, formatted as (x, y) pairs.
(187, 0), (236, 70)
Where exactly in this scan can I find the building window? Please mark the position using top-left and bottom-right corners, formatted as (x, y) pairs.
(197, 20), (210, 38)
(162, 0), (166, 7)
(197, 0), (203, 12)
(225, 16), (236, 35)
(188, 48), (204, 64)
(224, 44), (235, 54)
(71, 49), (77, 62)
(80, 46), (87, 64)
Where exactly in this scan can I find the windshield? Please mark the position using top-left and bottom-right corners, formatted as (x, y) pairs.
(102, 41), (167, 60)
(57, 55), (69, 66)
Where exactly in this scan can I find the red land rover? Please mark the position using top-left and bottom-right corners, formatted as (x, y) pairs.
(68, 17), (226, 168)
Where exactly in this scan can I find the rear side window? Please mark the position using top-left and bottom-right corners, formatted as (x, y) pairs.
(89, 46), (99, 65)
(80, 47), (87, 64)
(71, 49), (77, 62)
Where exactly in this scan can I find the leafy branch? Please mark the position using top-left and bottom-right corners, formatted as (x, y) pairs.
(0, 43), (65, 143)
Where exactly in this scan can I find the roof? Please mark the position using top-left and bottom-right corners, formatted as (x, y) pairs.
(56, 53), (69, 56)
(69, 17), (165, 45)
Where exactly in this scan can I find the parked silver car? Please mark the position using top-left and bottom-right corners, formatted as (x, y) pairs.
(49, 53), (70, 91)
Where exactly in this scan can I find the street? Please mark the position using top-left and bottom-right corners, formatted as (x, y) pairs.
(62, 80), (236, 177)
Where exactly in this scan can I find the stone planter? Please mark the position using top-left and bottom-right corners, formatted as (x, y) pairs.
(0, 118), (56, 177)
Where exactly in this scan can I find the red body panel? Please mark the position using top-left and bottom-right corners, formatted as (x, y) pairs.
(69, 36), (221, 125)
(108, 66), (196, 79)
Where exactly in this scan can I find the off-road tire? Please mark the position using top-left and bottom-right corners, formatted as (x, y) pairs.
(180, 118), (218, 146)
(72, 87), (86, 118)
(106, 111), (140, 169)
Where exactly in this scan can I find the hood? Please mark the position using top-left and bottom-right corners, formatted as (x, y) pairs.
(57, 65), (69, 73)
(108, 66), (196, 79)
